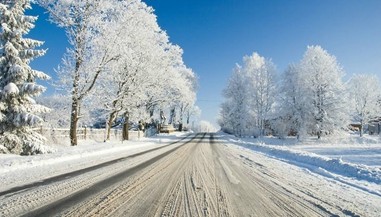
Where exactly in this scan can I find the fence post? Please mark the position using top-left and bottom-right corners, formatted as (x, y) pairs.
(84, 126), (87, 140)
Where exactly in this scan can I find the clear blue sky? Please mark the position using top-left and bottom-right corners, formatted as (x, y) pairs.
(29, 0), (381, 127)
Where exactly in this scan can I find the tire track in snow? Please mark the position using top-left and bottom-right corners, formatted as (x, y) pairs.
(3, 133), (379, 216)
(0, 134), (194, 198)
(0, 134), (201, 217)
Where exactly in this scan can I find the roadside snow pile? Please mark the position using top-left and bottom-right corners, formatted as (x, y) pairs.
(0, 133), (189, 190)
(226, 136), (381, 184)
(0, 140), (153, 174)
(0, 132), (188, 174)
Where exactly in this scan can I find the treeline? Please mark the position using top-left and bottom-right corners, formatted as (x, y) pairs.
(219, 45), (381, 139)
(0, 0), (198, 154)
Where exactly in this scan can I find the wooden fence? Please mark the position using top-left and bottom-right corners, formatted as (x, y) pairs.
(33, 127), (148, 145)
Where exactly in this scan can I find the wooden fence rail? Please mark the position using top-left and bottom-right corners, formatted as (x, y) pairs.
(33, 127), (148, 145)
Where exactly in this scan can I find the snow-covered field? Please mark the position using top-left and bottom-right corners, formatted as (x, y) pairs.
(290, 135), (381, 166)
(0, 133), (188, 192)
(221, 132), (381, 197)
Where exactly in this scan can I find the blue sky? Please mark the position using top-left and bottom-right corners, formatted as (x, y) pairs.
(29, 1), (381, 127)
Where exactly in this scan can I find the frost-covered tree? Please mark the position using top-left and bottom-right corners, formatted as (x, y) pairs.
(80, 0), (197, 140)
(179, 67), (198, 126)
(274, 65), (296, 138)
(39, 0), (121, 145)
(276, 47), (349, 139)
(220, 52), (276, 137)
(276, 64), (310, 139)
(0, 0), (50, 155)
(219, 101), (237, 135)
(40, 0), (197, 142)
(220, 65), (250, 136)
(90, 0), (159, 140)
(349, 74), (381, 136)
(163, 46), (197, 127)
(293, 46), (349, 139)
(243, 52), (277, 136)
(185, 105), (200, 126)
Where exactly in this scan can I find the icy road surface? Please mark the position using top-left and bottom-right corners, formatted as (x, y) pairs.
(1, 133), (380, 216)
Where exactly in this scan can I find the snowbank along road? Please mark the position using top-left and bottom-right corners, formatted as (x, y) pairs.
(1, 133), (380, 216)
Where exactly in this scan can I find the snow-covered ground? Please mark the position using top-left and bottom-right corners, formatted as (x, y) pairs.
(2, 132), (380, 191)
(290, 135), (381, 166)
(0, 132), (188, 192)
(220, 132), (381, 197)
(1, 132), (381, 216)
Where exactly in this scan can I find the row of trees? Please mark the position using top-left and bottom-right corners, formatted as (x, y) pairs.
(0, 0), (198, 155)
(220, 46), (381, 139)
(40, 0), (198, 146)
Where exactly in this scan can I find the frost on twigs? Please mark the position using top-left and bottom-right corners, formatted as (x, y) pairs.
(38, 0), (198, 144)
(0, 0), (51, 155)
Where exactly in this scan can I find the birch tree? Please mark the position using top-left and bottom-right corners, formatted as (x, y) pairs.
(220, 52), (277, 137)
(243, 52), (277, 136)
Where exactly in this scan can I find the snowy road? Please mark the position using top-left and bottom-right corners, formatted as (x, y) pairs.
(1, 133), (380, 216)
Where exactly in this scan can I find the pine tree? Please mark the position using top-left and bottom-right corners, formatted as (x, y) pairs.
(0, 0), (50, 155)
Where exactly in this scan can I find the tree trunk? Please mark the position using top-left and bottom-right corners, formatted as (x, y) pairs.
(70, 98), (79, 146)
(179, 105), (184, 126)
(148, 105), (155, 117)
(122, 115), (129, 141)
(160, 110), (165, 124)
(106, 111), (118, 140)
(69, 39), (82, 146)
(360, 124), (363, 137)
(260, 119), (264, 137)
(169, 107), (175, 125)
